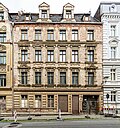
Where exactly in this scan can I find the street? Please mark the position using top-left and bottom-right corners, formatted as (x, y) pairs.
(1, 119), (120, 128)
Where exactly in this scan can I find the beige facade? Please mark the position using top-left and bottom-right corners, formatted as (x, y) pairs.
(12, 2), (103, 115)
(0, 2), (103, 115)
(0, 3), (13, 113)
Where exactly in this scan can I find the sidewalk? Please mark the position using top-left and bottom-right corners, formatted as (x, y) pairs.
(1, 114), (115, 121)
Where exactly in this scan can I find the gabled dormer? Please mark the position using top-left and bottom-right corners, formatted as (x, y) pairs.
(37, 2), (51, 22)
(0, 3), (9, 21)
(62, 3), (75, 22)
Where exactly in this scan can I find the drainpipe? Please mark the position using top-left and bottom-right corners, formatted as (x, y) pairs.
(11, 22), (14, 116)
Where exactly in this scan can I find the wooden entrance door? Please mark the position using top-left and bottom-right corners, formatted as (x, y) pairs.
(72, 95), (79, 115)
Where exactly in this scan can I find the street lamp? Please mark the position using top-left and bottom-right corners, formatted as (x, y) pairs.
(106, 93), (109, 115)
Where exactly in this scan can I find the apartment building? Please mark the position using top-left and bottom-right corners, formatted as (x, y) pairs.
(0, 3), (13, 113)
(95, 2), (120, 115)
(0, 2), (103, 115)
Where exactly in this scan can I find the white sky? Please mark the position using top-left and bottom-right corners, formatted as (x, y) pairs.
(1, 0), (120, 16)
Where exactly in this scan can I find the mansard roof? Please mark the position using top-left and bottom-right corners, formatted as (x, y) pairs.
(9, 13), (99, 23)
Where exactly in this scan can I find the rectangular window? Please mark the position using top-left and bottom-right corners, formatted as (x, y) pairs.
(0, 32), (6, 42)
(0, 74), (6, 87)
(0, 52), (6, 64)
(35, 50), (42, 62)
(48, 95), (54, 107)
(66, 10), (72, 18)
(111, 47), (116, 59)
(72, 50), (78, 62)
(21, 72), (27, 84)
(87, 30), (94, 41)
(41, 10), (47, 18)
(21, 50), (28, 61)
(35, 95), (41, 108)
(35, 72), (41, 85)
(0, 12), (4, 20)
(111, 25), (116, 36)
(60, 72), (66, 84)
(88, 72), (94, 85)
(72, 72), (78, 85)
(72, 30), (78, 40)
(21, 95), (27, 108)
(60, 30), (66, 41)
(60, 50), (66, 62)
(111, 69), (116, 81)
(0, 96), (6, 109)
(21, 29), (28, 40)
(35, 29), (41, 40)
(111, 91), (116, 101)
(47, 72), (54, 85)
(47, 50), (54, 62)
(47, 30), (54, 40)
(88, 50), (94, 62)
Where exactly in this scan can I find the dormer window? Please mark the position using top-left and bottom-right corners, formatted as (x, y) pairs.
(66, 10), (72, 18)
(0, 12), (4, 20)
(41, 10), (47, 18)
(110, 4), (116, 12)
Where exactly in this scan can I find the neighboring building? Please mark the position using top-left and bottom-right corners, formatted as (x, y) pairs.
(95, 2), (120, 115)
(0, 2), (103, 115)
(0, 3), (13, 113)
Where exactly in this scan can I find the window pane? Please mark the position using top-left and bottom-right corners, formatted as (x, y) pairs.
(66, 10), (72, 18)
(88, 72), (94, 85)
(35, 72), (41, 84)
(111, 47), (116, 59)
(47, 30), (54, 40)
(111, 25), (116, 36)
(47, 50), (54, 62)
(60, 30), (66, 40)
(21, 72), (27, 84)
(35, 30), (41, 40)
(60, 50), (66, 62)
(72, 50), (78, 62)
(0, 74), (6, 86)
(47, 72), (54, 85)
(41, 10), (47, 18)
(0, 52), (6, 64)
(21, 29), (28, 40)
(35, 95), (41, 108)
(48, 95), (54, 107)
(35, 50), (41, 61)
(72, 72), (78, 85)
(21, 95), (27, 108)
(111, 69), (116, 81)
(87, 30), (94, 41)
(72, 30), (78, 40)
(0, 33), (6, 42)
(60, 72), (66, 84)
(0, 12), (4, 20)
(21, 50), (28, 61)
(88, 50), (94, 62)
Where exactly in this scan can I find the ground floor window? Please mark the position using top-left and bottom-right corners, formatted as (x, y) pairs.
(48, 95), (54, 107)
(0, 96), (6, 110)
(21, 95), (28, 108)
(35, 95), (41, 108)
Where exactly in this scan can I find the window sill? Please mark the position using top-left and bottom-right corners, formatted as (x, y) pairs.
(46, 40), (55, 42)
(86, 40), (95, 42)
(33, 61), (43, 63)
(58, 40), (67, 42)
(71, 40), (80, 42)
(57, 84), (69, 87)
(85, 84), (97, 87)
(85, 61), (97, 64)
(70, 84), (81, 87)
(18, 84), (31, 87)
(18, 61), (30, 64)
(20, 40), (29, 41)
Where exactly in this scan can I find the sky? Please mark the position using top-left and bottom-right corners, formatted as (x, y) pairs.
(0, 0), (120, 16)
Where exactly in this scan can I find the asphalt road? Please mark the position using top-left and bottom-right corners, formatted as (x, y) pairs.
(1, 119), (120, 128)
